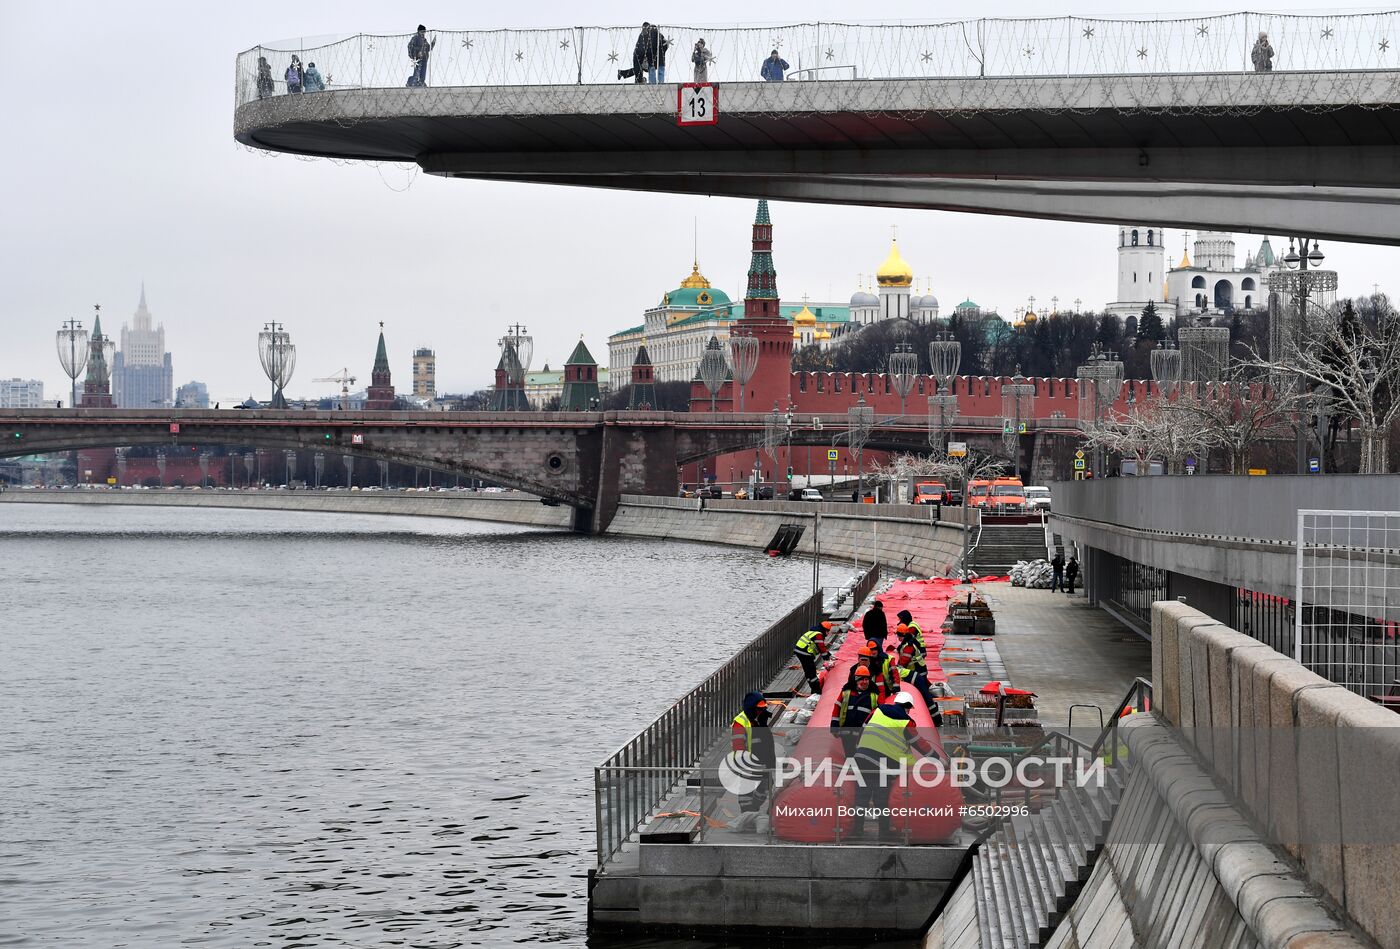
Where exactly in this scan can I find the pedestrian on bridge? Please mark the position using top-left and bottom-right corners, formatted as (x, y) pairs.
(284, 56), (304, 94)
(303, 62), (325, 92)
(408, 25), (436, 87)
(761, 50), (788, 81)
(1065, 555), (1079, 595)
(649, 27), (671, 84)
(255, 56), (274, 98)
(691, 39), (714, 82)
(618, 23), (652, 83)
(1251, 32), (1274, 72)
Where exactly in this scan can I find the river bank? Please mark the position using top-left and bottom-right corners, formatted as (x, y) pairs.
(0, 490), (970, 575)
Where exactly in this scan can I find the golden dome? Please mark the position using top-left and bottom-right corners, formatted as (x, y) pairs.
(678, 261), (711, 289)
(816, 330), (832, 341)
(793, 303), (817, 326)
(1024, 311), (1038, 324)
(876, 239), (914, 287)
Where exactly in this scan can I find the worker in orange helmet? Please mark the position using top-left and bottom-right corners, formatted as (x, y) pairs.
(830, 665), (879, 758)
(871, 642), (903, 703)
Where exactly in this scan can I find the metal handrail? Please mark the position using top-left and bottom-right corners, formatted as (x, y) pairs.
(1089, 676), (1154, 763)
(594, 588), (823, 865)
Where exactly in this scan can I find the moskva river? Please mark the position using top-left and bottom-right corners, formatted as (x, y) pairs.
(0, 502), (822, 948)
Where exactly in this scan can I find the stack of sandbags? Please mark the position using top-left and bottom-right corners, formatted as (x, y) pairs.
(1011, 559), (1056, 588)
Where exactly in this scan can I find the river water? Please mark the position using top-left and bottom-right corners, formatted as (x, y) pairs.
(0, 503), (822, 948)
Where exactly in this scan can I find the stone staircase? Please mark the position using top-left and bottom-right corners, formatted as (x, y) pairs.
(969, 524), (1049, 574)
(970, 766), (1128, 949)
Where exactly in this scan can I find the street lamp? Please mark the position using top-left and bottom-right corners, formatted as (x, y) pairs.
(888, 343), (919, 418)
(56, 318), (89, 408)
(1001, 367), (1035, 481)
(847, 394), (874, 502)
(1269, 236), (1337, 472)
(697, 335), (728, 413)
(729, 331), (759, 414)
(258, 321), (296, 409)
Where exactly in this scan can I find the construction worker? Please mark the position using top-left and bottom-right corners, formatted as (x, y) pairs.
(896, 609), (925, 655)
(900, 647), (939, 723)
(732, 691), (773, 812)
(793, 624), (830, 694)
(844, 646), (877, 691)
(830, 665), (879, 759)
(851, 693), (941, 839)
(871, 644), (903, 703)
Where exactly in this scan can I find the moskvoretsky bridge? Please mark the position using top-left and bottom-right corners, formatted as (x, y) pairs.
(0, 409), (1068, 531)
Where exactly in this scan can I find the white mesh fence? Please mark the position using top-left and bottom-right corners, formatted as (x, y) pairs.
(1296, 510), (1400, 700)
(235, 13), (1400, 111)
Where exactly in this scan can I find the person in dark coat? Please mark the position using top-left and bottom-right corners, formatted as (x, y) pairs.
(1251, 32), (1274, 72)
(862, 598), (889, 645)
(1050, 552), (1065, 592)
(618, 22), (652, 82)
(255, 56), (274, 98)
(1065, 556), (1080, 595)
(408, 25), (436, 86)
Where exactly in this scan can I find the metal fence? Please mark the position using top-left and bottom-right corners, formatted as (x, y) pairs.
(1296, 510), (1400, 700)
(235, 12), (1400, 106)
(594, 585), (825, 865)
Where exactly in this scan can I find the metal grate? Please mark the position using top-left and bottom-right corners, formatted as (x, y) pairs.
(1296, 510), (1400, 700)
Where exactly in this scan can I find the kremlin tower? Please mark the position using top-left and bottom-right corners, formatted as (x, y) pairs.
(364, 323), (396, 410)
(733, 199), (792, 412)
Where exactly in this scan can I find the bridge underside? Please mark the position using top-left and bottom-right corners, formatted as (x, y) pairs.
(234, 73), (1400, 243)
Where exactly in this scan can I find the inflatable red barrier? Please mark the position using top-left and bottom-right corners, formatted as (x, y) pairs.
(771, 579), (964, 843)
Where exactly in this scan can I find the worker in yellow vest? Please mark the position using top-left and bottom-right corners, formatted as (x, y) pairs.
(793, 624), (830, 693)
(830, 665), (878, 759)
(731, 691), (773, 812)
(851, 693), (939, 839)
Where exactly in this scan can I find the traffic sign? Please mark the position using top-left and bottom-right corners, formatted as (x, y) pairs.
(1309, 457), (1320, 473)
(948, 441), (967, 458)
(1018, 422), (1027, 434)
(351, 433), (365, 445)
(827, 449), (839, 461)
(169, 423), (180, 434)
(1073, 459), (1086, 470)
(1075, 449), (1085, 460)
(677, 83), (718, 126)
(1248, 468), (1268, 476)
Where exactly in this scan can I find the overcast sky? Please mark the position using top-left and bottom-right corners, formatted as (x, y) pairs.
(2, 1), (1394, 403)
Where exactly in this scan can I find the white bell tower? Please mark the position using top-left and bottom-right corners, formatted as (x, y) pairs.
(1116, 225), (1165, 305)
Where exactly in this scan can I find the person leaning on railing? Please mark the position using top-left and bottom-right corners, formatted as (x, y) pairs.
(255, 56), (274, 98)
(761, 49), (789, 81)
(692, 38), (714, 82)
(1252, 31), (1274, 71)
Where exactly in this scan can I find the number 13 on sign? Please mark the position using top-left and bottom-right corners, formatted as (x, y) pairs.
(677, 84), (718, 126)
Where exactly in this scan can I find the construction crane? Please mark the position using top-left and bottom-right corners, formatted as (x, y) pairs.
(312, 369), (357, 410)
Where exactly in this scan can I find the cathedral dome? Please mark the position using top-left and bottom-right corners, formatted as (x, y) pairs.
(850, 289), (877, 307)
(816, 330), (832, 341)
(793, 304), (817, 326)
(876, 239), (914, 288)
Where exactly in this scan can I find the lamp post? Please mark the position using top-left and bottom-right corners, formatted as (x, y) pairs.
(1001, 367), (1035, 482)
(258, 321), (296, 409)
(847, 394), (873, 502)
(1268, 237), (1337, 473)
(888, 342), (919, 418)
(56, 318), (89, 408)
(729, 331), (758, 414)
(697, 335), (728, 413)
(928, 332), (962, 454)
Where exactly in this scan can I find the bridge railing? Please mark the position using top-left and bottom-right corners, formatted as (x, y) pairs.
(236, 12), (1400, 107)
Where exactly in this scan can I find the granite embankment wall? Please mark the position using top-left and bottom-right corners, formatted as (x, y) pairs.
(0, 491), (966, 575)
(606, 495), (968, 577)
(1043, 602), (1397, 949)
(0, 489), (576, 529)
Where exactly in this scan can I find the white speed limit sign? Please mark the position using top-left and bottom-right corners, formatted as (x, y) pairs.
(677, 83), (718, 126)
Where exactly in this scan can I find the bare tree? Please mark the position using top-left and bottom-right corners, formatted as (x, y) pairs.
(1083, 398), (1214, 474)
(1172, 370), (1304, 474)
(1251, 302), (1400, 473)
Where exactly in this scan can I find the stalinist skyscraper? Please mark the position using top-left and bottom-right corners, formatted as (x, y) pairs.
(113, 284), (173, 408)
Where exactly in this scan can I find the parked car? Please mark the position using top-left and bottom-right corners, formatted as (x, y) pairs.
(986, 478), (1028, 513)
(696, 484), (723, 499)
(967, 479), (993, 508)
(1024, 485), (1052, 511)
(791, 487), (823, 502)
(755, 485), (775, 500)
